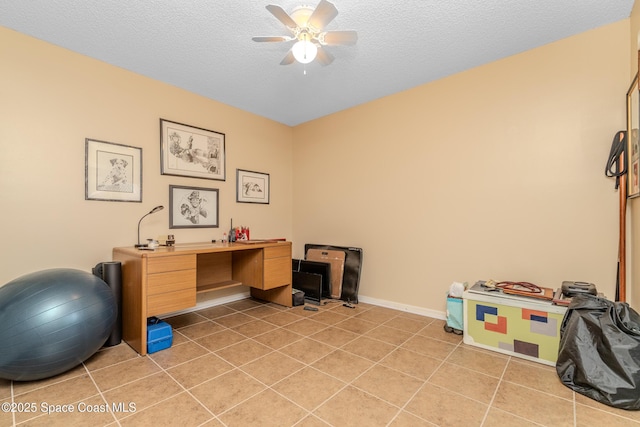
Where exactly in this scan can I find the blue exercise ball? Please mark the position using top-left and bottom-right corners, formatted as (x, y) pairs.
(0, 268), (116, 381)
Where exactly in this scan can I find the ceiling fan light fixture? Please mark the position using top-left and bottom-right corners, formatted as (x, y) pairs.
(292, 37), (317, 64)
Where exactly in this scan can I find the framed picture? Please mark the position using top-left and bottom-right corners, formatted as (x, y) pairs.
(169, 185), (219, 228)
(236, 169), (270, 204)
(85, 138), (142, 202)
(160, 119), (225, 181)
(627, 72), (639, 198)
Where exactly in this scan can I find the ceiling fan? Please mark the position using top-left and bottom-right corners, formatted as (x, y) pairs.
(252, 0), (358, 66)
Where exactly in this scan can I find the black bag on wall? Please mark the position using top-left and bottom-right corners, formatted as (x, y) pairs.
(556, 294), (640, 410)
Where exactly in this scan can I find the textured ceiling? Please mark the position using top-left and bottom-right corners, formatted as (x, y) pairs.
(0, 0), (634, 126)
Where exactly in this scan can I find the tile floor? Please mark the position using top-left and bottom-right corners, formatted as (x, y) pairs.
(2, 298), (640, 426)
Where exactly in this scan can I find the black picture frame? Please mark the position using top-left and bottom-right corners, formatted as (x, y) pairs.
(160, 119), (226, 181)
(85, 138), (142, 202)
(236, 169), (270, 204)
(169, 185), (219, 229)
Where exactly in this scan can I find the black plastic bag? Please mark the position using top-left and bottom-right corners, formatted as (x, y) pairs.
(556, 294), (640, 410)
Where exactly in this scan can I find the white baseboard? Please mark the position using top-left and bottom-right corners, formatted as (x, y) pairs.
(357, 294), (446, 321)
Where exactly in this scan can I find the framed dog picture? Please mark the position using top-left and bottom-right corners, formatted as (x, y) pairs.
(236, 169), (270, 204)
(169, 185), (219, 229)
(85, 138), (142, 202)
(160, 119), (226, 181)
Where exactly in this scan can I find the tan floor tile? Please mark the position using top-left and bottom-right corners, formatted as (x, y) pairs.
(190, 369), (266, 415)
(352, 364), (424, 407)
(482, 407), (541, 427)
(11, 364), (87, 396)
(364, 325), (413, 346)
(418, 319), (464, 344)
(18, 394), (116, 427)
(149, 340), (209, 369)
(380, 348), (442, 380)
(311, 350), (374, 382)
(263, 310), (303, 326)
(388, 410), (434, 426)
(354, 306), (401, 323)
(195, 329), (246, 352)
(213, 312), (254, 328)
(84, 343), (139, 371)
(253, 327), (304, 349)
(503, 358), (573, 399)
(231, 319), (277, 337)
(575, 393), (640, 422)
(286, 319), (329, 336)
(492, 381), (574, 426)
(197, 305), (237, 319)
(0, 380), (10, 400)
(218, 389), (307, 427)
(341, 336), (396, 361)
(177, 320), (225, 339)
(295, 414), (333, 427)
(576, 402), (640, 426)
(401, 335), (457, 360)
(405, 382), (487, 427)
(167, 353), (233, 389)
(335, 317), (378, 335)
(428, 362), (499, 404)
(310, 326), (358, 347)
(243, 304), (283, 319)
(13, 375), (100, 424)
(225, 298), (264, 311)
(3, 300), (600, 427)
(447, 345), (508, 378)
(102, 372), (183, 419)
(384, 316), (431, 333)
(215, 339), (272, 366)
(307, 310), (350, 325)
(329, 304), (364, 317)
(279, 337), (336, 364)
(91, 356), (161, 391)
(241, 351), (305, 385)
(0, 399), (14, 427)
(164, 312), (208, 328)
(119, 391), (213, 427)
(272, 366), (345, 410)
(314, 385), (399, 427)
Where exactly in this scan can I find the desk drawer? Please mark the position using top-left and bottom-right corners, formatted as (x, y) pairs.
(264, 245), (290, 259)
(263, 256), (291, 290)
(148, 269), (196, 296)
(147, 254), (196, 274)
(148, 289), (196, 316)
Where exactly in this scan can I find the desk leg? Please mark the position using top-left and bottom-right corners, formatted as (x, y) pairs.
(251, 284), (292, 307)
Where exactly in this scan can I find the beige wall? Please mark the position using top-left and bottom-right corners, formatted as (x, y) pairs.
(0, 27), (293, 288)
(292, 20), (629, 314)
(0, 19), (632, 315)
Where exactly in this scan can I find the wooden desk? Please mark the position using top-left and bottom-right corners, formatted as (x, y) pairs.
(113, 241), (292, 355)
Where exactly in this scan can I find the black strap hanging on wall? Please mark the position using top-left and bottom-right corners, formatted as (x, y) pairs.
(605, 130), (628, 189)
(604, 130), (628, 302)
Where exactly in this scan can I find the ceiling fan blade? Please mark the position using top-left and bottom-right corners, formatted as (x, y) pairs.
(308, 0), (338, 31)
(320, 30), (358, 46)
(280, 50), (295, 65)
(315, 47), (334, 66)
(266, 5), (298, 30)
(252, 36), (294, 42)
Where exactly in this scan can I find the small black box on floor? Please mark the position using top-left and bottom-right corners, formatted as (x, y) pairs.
(147, 317), (172, 354)
(292, 289), (305, 306)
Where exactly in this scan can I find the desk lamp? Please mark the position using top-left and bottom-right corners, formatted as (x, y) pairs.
(135, 205), (164, 248)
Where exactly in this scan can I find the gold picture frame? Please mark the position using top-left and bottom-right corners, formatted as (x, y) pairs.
(627, 71), (639, 198)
